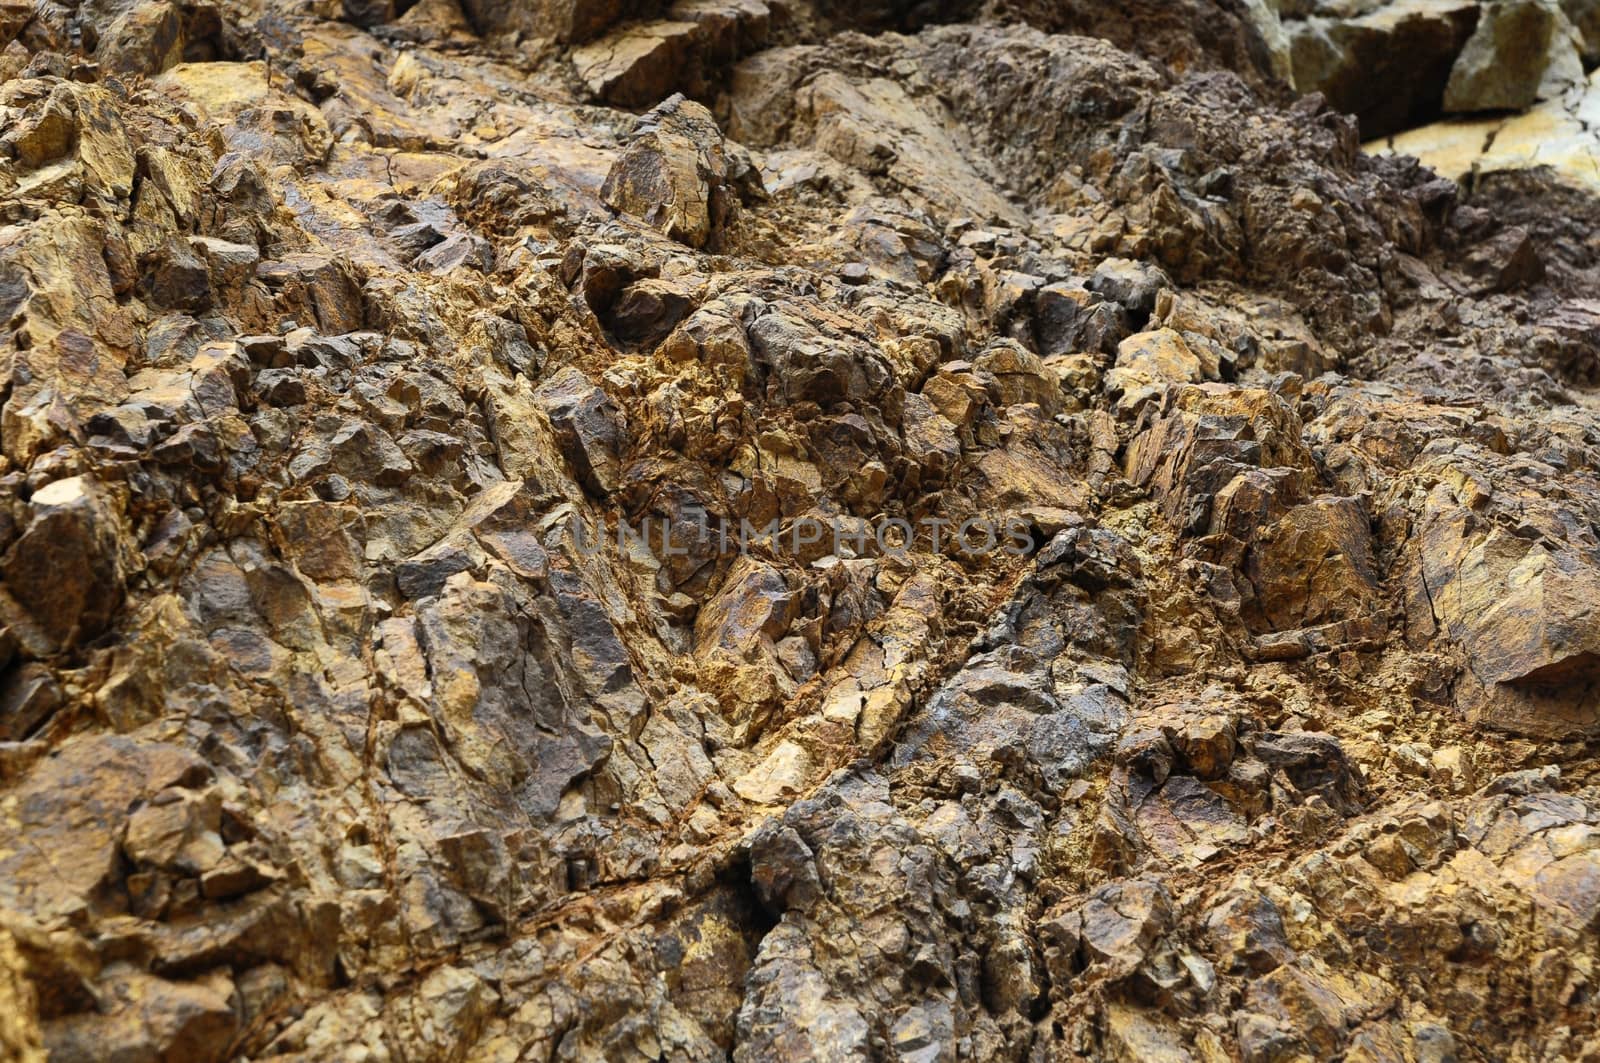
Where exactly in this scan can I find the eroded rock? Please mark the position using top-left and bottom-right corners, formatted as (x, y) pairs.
(0, 2), (1597, 1061)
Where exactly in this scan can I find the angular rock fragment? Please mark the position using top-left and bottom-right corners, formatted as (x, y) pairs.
(1285, 0), (1480, 137)
(1443, 0), (1584, 113)
(97, 0), (184, 75)
(0, 476), (124, 654)
(533, 366), (627, 495)
(601, 94), (753, 249)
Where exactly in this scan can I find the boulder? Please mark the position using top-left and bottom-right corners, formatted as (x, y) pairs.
(0, 662), (62, 740)
(96, 0), (184, 75)
(1562, 0), (1600, 59)
(0, 477), (125, 654)
(1033, 281), (1128, 357)
(1443, 0), (1585, 113)
(571, 18), (700, 106)
(0, 927), (43, 1063)
(1106, 328), (1208, 414)
(1088, 257), (1173, 320)
(601, 94), (748, 249)
(1286, 0), (1480, 138)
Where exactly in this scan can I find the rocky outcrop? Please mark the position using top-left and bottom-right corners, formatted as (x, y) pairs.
(1285, 0), (1482, 137)
(1284, 0), (1589, 135)
(1442, 0), (1585, 112)
(600, 93), (755, 248)
(1, 0), (1600, 1061)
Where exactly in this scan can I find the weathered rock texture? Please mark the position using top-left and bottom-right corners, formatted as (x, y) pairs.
(1283, 0), (1591, 136)
(1, 0), (1600, 1060)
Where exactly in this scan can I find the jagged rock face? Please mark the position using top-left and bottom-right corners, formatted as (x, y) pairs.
(2, 0), (1600, 1060)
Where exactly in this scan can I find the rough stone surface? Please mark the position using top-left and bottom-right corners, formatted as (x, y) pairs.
(1, 1), (1600, 1062)
(1442, 0), (1585, 112)
(1283, 0), (1586, 135)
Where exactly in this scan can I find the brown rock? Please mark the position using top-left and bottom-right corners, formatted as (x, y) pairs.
(5, 83), (75, 168)
(97, 0), (184, 75)
(0, 3), (1597, 1060)
(43, 970), (236, 1063)
(1286, 0), (1480, 138)
(0, 927), (44, 1063)
(0, 662), (62, 740)
(0, 476), (124, 654)
(533, 366), (627, 495)
(601, 94), (747, 249)
(457, 0), (654, 42)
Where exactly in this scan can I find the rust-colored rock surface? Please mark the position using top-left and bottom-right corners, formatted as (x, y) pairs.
(1, 0), (1600, 1060)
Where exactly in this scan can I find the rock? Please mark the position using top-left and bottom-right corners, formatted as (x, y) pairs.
(1244, 964), (1356, 1059)
(1239, 495), (1383, 635)
(139, 238), (213, 312)
(328, 419), (415, 487)
(570, 19), (701, 106)
(1443, 0), (1584, 113)
(0, 2), (1598, 1060)
(747, 819), (822, 913)
(1253, 732), (1363, 815)
(5, 84), (75, 167)
(0, 662), (62, 740)
(1170, 711), (1236, 780)
(732, 738), (812, 803)
(123, 788), (226, 874)
(1106, 328), (1207, 413)
(974, 338), (1061, 413)
(1125, 385), (1311, 534)
(456, 0), (653, 42)
(1369, 78), (1600, 198)
(0, 927), (44, 1063)
(533, 366), (627, 495)
(1075, 877), (1174, 976)
(413, 232), (495, 274)
(97, 0), (184, 75)
(1205, 887), (1294, 974)
(255, 255), (364, 334)
(1430, 746), (1476, 793)
(1088, 257), (1173, 320)
(601, 94), (747, 249)
(43, 970), (236, 1063)
(341, 0), (396, 27)
(1563, 0), (1600, 59)
(1411, 458), (1600, 738)
(0, 476), (124, 654)
(901, 392), (961, 485)
(1033, 281), (1128, 357)
(695, 557), (794, 657)
(605, 277), (693, 348)
(1461, 226), (1545, 292)
(187, 236), (259, 291)
(746, 303), (895, 406)
(1285, 0), (1480, 138)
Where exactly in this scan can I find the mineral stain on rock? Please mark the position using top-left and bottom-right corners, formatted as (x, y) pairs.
(0, 0), (1599, 1060)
